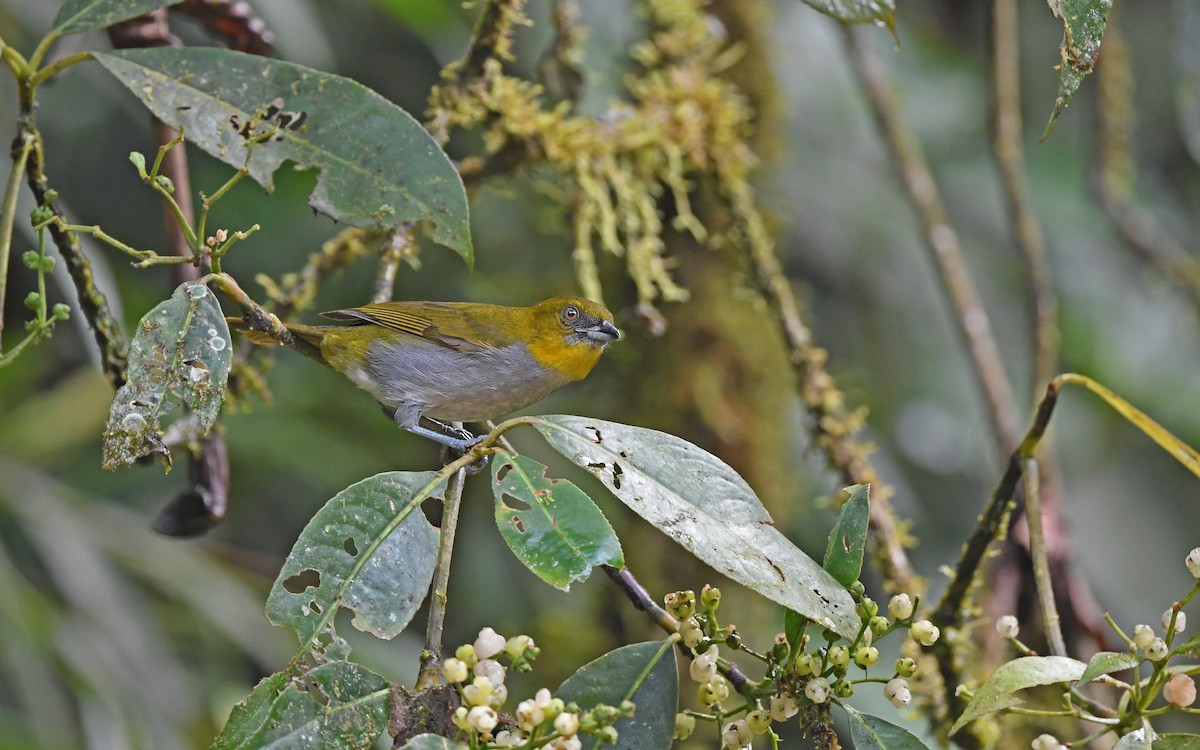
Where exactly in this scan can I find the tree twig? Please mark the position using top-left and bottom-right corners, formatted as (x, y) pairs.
(840, 24), (1019, 455)
(417, 467), (468, 689)
(19, 115), (128, 386)
(991, 0), (1058, 391)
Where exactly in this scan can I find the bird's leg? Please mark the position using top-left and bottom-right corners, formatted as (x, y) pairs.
(424, 418), (480, 446)
(402, 422), (483, 451)
(389, 404), (486, 456)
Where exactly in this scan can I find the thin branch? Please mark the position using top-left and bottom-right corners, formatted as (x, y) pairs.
(417, 467), (468, 689)
(19, 115), (128, 386)
(601, 564), (754, 694)
(841, 24), (1020, 455)
(0, 131), (33, 348)
(1021, 457), (1066, 656)
(991, 0), (1058, 391)
(371, 225), (416, 304)
(928, 379), (1062, 746)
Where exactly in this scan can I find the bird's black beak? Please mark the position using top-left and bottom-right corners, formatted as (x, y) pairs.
(584, 320), (621, 344)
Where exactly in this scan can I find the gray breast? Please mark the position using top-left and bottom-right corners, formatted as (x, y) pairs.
(363, 337), (571, 423)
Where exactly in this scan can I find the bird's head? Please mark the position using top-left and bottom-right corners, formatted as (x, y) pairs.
(525, 296), (621, 380)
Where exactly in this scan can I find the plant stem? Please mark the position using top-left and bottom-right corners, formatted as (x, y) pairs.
(992, 0), (1058, 391)
(1022, 457), (1066, 656)
(417, 466), (468, 689)
(841, 23), (1019, 455)
(20, 114), (128, 386)
(0, 132), (33, 348)
(28, 51), (93, 88)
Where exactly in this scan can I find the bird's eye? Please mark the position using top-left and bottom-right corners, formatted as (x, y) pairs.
(562, 305), (580, 323)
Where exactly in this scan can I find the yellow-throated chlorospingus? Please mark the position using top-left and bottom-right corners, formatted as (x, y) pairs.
(237, 297), (620, 449)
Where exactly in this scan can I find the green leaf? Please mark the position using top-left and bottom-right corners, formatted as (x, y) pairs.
(93, 48), (473, 266)
(822, 484), (870, 587)
(1044, 0), (1113, 138)
(951, 655), (1086, 735)
(800, 0), (894, 26)
(491, 450), (623, 590)
(1078, 650), (1140, 684)
(1177, 629), (1200, 655)
(784, 609), (808, 652)
(557, 641), (678, 750)
(1156, 735), (1200, 750)
(212, 662), (390, 750)
(532, 415), (860, 638)
(844, 705), (932, 750)
(102, 282), (231, 470)
(398, 736), (467, 750)
(51, 0), (183, 38)
(266, 472), (442, 652)
(211, 672), (289, 750)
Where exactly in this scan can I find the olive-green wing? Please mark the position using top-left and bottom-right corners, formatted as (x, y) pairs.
(321, 302), (500, 352)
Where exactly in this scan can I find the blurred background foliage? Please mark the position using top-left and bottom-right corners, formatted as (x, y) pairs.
(1, 0), (1199, 747)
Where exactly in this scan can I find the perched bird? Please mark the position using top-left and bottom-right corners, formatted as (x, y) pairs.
(236, 296), (620, 449)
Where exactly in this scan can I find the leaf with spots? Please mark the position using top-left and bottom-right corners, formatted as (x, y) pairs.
(1044, 0), (1113, 138)
(491, 450), (623, 591)
(211, 661), (389, 750)
(93, 47), (473, 266)
(266, 472), (442, 652)
(102, 282), (230, 470)
(531, 415), (860, 639)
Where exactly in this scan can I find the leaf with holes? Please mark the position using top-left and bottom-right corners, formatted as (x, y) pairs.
(823, 484), (870, 588)
(51, 0), (183, 38)
(266, 472), (442, 651)
(102, 282), (230, 470)
(531, 415), (859, 638)
(951, 656), (1087, 735)
(844, 705), (932, 750)
(491, 450), (623, 590)
(212, 661), (389, 750)
(1044, 0), (1113, 137)
(93, 48), (472, 265)
(557, 641), (678, 750)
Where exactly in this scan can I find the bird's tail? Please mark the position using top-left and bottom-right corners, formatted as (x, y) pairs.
(226, 317), (327, 364)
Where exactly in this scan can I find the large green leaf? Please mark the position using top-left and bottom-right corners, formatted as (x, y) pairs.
(93, 48), (473, 265)
(822, 484), (870, 588)
(491, 450), (623, 590)
(557, 641), (678, 750)
(951, 655), (1086, 735)
(844, 706), (932, 750)
(51, 0), (182, 38)
(1078, 650), (1140, 685)
(800, 0), (894, 25)
(532, 415), (860, 638)
(1044, 0), (1113, 137)
(211, 662), (389, 750)
(102, 282), (230, 470)
(266, 472), (442, 651)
